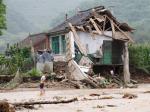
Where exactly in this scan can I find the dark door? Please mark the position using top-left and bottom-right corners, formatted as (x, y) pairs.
(112, 40), (123, 64)
(103, 40), (112, 64)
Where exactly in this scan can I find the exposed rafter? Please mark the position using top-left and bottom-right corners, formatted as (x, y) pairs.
(106, 15), (134, 42)
(89, 18), (102, 35)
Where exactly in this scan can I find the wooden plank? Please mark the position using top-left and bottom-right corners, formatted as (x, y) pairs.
(89, 18), (102, 35)
(68, 23), (87, 55)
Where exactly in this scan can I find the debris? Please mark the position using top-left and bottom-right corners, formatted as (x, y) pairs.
(93, 105), (105, 108)
(0, 101), (15, 112)
(126, 83), (138, 88)
(68, 80), (83, 89)
(100, 96), (114, 99)
(89, 93), (101, 97)
(13, 97), (78, 107)
(143, 91), (150, 94)
(131, 79), (138, 84)
(106, 105), (117, 107)
(122, 93), (137, 99)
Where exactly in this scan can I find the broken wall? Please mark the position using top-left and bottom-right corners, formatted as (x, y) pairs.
(77, 31), (112, 54)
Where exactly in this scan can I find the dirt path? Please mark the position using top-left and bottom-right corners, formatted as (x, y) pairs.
(0, 84), (150, 112)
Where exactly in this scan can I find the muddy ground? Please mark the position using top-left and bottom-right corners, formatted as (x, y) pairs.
(0, 84), (150, 112)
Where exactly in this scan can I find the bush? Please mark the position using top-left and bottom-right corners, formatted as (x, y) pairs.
(27, 68), (41, 77)
(0, 46), (33, 75)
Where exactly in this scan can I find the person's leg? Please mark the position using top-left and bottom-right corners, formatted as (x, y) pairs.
(40, 83), (44, 96)
(40, 88), (43, 96)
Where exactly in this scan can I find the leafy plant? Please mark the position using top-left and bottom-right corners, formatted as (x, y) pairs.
(0, 46), (33, 75)
(27, 68), (41, 77)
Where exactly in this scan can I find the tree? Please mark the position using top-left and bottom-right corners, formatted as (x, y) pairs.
(0, 0), (6, 35)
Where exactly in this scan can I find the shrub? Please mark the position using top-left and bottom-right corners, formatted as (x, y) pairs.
(0, 46), (33, 75)
(27, 68), (41, 77)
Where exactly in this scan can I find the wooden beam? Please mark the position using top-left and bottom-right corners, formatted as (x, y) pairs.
(96, 17), (104, 23)
(76, 26), (85, 32)
(13, 98), (78, 106)
(106, 16), (134, 42)
(91, 10), (105, 20)
(110, 19), (115, 39)
(89, 18), (102, 35)
(103, 15), (106, 32)
(123, 42), (130, 84)
(68, 23), (87, 55)
(105, 27), (112, 31)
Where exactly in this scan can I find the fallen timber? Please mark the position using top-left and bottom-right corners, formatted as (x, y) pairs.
(12, 97), (78, 107)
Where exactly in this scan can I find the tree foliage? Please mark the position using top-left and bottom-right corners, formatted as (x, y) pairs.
(0, 46), (32, 75)
(0, 0), (6, 35)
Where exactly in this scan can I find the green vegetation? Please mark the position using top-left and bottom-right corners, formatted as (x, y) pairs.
(0, 0), (6, 35)
(0, 46), (33, 75)
(129, 43), (150, 74)
(27, 68), (41, 77)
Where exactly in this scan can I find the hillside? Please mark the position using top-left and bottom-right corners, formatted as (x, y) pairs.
(0, 0), (150, 52)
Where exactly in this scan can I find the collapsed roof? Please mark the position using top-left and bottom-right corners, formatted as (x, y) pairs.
(48, 6), (134, 42)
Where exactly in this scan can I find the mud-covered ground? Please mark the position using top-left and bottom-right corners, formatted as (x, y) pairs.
(0, 84), (150, 112)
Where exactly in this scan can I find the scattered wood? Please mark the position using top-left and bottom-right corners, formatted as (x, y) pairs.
(100, 96), (114, 99)
(126, 83), (138, 88)
(89, 93), (101, 97)
(106, 105), (117, 107)
(93, 105), (105, 108)
(122, 93), (137, 99)
(81, 78), (99, 88)
(143, 91), (150, 94)
(131, 79), (138, 84)
(68, 80), (83, 89)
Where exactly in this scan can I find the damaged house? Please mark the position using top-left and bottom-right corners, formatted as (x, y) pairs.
(19, 6), (134, 86)
(48, 6), (134, 85)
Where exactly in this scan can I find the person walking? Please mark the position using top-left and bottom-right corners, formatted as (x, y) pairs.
(39, 74), (46, 96)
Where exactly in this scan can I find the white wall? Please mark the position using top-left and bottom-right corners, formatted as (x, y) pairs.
(77, 31), (112, 54)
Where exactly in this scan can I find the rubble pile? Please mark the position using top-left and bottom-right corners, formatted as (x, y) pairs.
(51, 62), (124, 89)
